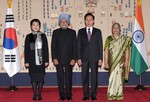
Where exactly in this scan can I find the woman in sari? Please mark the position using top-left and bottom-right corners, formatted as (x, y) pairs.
(104, 23), (131, 100)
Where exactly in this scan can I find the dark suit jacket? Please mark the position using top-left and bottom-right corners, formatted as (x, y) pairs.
(24, 33), (49, 74)
(51, 28), (77, 65)
(77, 27), (103, 62)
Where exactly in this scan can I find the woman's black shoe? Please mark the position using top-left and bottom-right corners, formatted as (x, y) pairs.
(59, 97), (65, 101)
(91, 97), (97, 101)
(82, 97), (89, 101)
(67, 97), (73, 101)
(32, 95), (37, 101)
(38, 95), (42, 100)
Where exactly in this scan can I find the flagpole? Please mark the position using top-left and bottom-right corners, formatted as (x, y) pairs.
(134, 74), (146, 91)
(131, 0), (149, 91)
(2, 0), (21, 91)
(9, 76), (17, 91)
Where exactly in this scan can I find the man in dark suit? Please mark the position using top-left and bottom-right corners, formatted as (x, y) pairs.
(77, 13), (103, 101)
(51, 13), (76, 101)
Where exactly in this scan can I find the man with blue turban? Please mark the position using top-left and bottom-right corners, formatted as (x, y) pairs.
(58, 13), (70, 25)
(51, 13), (77, 101)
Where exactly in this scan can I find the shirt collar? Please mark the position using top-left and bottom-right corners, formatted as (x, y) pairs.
(86, 26), (93, 33)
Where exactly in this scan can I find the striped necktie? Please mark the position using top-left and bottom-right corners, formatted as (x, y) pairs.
(87, 28), (91, 41)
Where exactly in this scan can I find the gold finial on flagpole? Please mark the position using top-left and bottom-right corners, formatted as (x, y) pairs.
(7, 0), (13, 8)
(137, 0), (141, 6)
(7, 0), (12, 2)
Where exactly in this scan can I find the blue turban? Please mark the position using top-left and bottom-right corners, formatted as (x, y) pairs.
(58, 13), (70, 24)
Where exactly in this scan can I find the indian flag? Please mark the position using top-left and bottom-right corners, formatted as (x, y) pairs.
(130, 0), (149, 75)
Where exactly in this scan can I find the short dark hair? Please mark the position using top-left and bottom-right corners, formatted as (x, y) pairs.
(30, 18), (41, 31)
(84, 13), (95, 20)
(112, 23), (121, 34)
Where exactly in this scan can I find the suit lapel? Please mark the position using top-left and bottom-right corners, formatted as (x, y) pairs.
(83, 27), (96, 42)
(83, 27), (89, 42)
